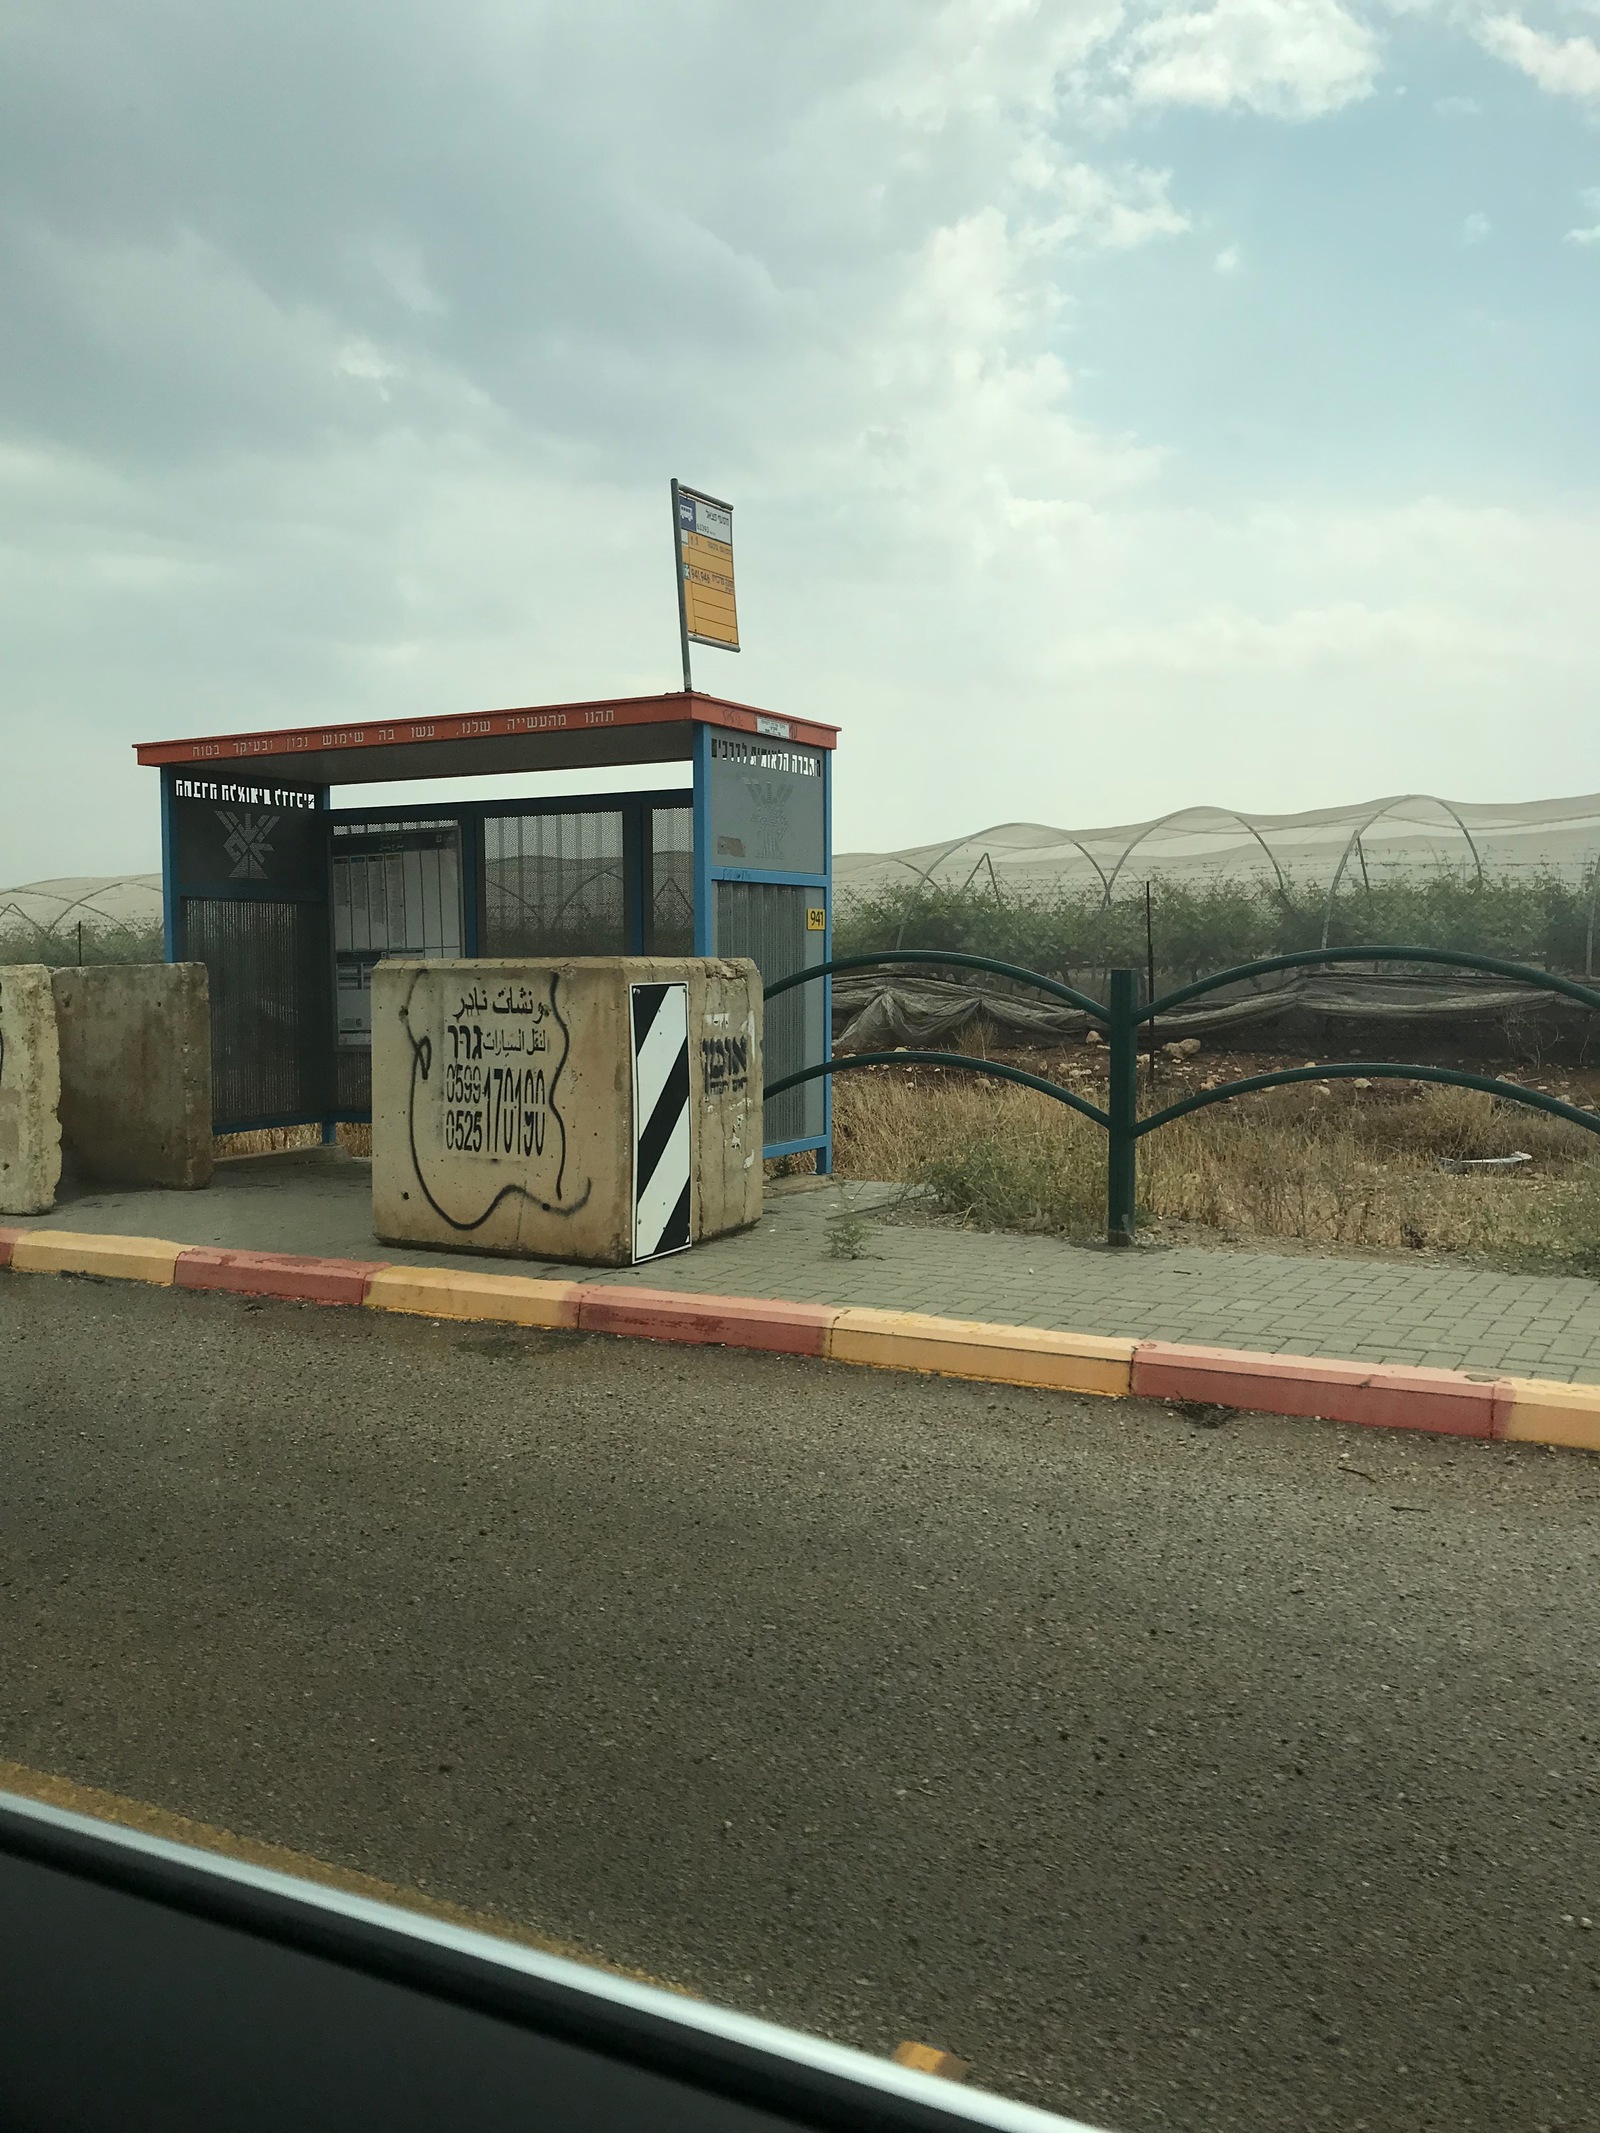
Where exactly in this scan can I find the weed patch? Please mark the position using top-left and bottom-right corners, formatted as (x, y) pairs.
(834, 1068), (1600, 1271)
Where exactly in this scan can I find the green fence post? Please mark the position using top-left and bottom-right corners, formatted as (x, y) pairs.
(1106, 967), (1138, 1247)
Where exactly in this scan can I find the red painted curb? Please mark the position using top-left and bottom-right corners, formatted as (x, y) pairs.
(174, 1248), (390, 1307)
(0, 1228), (22, 1269)
(576, 1285), (837, 1356)
(1131, 1340), (1500, 1439)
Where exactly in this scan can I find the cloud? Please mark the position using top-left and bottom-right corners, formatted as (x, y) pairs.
(3, 0), (1600, 881)
(1122, 0), (1380, 117)
(1565, 186), (1600, 243)
(1477, 14), (1600, 99)
(1461, 210), (1491, 242)
(0, 0), (1200, 871)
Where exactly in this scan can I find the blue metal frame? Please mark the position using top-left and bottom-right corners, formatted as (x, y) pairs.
(710, 866), (829, 888)
(625, 808), (647, 954)
(158, 766), (179, 963)
(761, 1130), (834, 1162)
(182, 744), (837, 1174)
(691, 724), (714, 958)
(317, 787), (336, 1144)
(214, 1110), (340, 1138)
(698, 737), (834, 1171)
(819, 744), (833, 1175)
(458, 810), (483, 958)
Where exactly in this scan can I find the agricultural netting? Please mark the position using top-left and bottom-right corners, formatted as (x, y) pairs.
(834, 871), (1600, 985)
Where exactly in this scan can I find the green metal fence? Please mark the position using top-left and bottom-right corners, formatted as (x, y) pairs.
(765, 947), (1600, 1246)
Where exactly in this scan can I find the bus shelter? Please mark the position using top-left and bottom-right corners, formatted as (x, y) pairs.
(135, 691), (836, 1168)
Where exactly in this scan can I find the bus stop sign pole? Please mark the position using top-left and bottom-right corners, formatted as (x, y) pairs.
(670, 477), (693, 693)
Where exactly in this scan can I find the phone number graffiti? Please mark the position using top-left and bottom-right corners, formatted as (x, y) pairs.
(442, 1050), (549, 1160)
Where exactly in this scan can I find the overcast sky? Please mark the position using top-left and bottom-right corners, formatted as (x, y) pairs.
(3, 0), (1599, 880)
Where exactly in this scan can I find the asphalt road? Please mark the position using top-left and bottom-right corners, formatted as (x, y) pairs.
(1, 1273), (1597, 2133)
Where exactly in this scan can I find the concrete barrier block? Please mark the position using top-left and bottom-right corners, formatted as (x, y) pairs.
(577, 1286), (837, 1355)
(175, 1248), (386, 1305)
(51, 963), (213, 1189)
(1131, 1340), (1498, 1438)
(1500, 1376), (1600, 1452)
(829, 1309), (1136, 1395)
(691, 971), (763, 1244)
(371, 958), (762, 1266)
(10, 1230), (181, 1283)
(0, 965), (62, 1215)
(364, 1266), (583, 1328)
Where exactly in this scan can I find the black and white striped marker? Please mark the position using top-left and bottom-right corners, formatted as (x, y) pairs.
(630, 982), (691, 1261)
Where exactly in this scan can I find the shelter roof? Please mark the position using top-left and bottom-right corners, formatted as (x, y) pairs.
(134, 690), (837, 786)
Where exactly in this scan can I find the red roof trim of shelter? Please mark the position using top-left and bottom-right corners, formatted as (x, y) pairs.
(134, 691), (837, 772)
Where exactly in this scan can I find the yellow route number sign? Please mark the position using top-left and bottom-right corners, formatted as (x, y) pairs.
(806, 907), (827, 931)
(674, 483), (739, 653)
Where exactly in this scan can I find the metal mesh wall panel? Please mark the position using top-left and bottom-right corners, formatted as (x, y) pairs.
(335, 1042), (371, 1115)
(714, 881), (824, 1145)
(330, 821), (463, 1114)
(332, 826), (462, 960)
(650, 807), (694, 955)
(183, 898), (331, 1128)
(483, 811), (626, 958)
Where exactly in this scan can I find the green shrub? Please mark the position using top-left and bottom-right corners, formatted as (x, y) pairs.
(834, 868), (1600, 986)
(0, 919), (164, 968)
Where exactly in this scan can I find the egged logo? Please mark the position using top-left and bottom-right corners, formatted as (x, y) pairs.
(217, 808), (279, 881)
(741, 777), (792, 863)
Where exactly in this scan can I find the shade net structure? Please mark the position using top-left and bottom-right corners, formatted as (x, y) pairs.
(831, 791), (1600, 1059)
(0, 875), (165, 962)
(837, 792), (1600, 908)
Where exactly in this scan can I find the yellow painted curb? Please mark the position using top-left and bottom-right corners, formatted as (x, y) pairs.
(9, 1230), (181, 1284)
(828, 1308), (1136, 1396)
(364, 1264), (583, 1329)
(1500, 1376), (1600, 1452)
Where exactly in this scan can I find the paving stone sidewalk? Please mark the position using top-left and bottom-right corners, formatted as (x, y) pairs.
(12, 1148), (1600, 1384)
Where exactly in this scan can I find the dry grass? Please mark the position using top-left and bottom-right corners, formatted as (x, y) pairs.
(205, 1074), (1600, 1270)
(214, 1123), (370, 1160)
(832, 1068), (1600, 1271)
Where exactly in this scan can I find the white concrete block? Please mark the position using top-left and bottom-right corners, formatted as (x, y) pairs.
(52, 963), (213, 1189)
(0, 964), (62, 1215)
(370, 958), (763, 1265)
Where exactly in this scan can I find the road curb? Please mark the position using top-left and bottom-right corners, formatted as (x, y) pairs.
(174, 1247), (389, 1306)
(1499, 1374), (1600, 1452)
(363, 1264), (583, 1328)
(1129, 1341), (1506, 1440)
(9, 1230), (183, 1285)
(3, 1229), (1598, 1453)
(577, 1285), (837, 1355)
(828, 1310), (1136, 1396)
